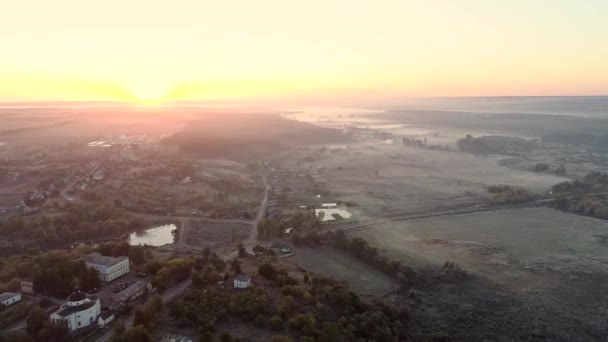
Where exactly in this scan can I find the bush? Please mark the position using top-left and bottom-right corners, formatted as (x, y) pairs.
(258, 264), (277, 280)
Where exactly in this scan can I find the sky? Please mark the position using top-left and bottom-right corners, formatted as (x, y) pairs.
(0, 0), (607, 102)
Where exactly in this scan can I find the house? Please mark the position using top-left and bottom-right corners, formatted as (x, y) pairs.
(233, 274), (251, 289)
(50, 290), (101, 332)
(97, 310), (116, 328)
(85, 253), (129, 282)
(20, 279), (34, 295)
(0, 292), (22, 307)
(314, 208), (353, 223)
(113, 280), (153, 304)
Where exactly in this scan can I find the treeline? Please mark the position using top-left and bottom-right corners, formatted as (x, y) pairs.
(543, 133), (608, 151)
(531, 162), (567, 175)
(97, 241), (147, 267)
(295, 230), (417, 285)
(0, 307), (69, 342)
(106, 295), (164, 342)
(401, 137), (451, 152)
(257, 211), (321, 239)
(0, 250), (100, 299)
(171, 262), (408, 341)
(457, 134), (537, 155)
(0, 202), (146, 249)
(487, 185), (538, 205)
(551, 172), (608, 219)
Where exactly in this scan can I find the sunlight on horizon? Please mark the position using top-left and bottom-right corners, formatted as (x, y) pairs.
(1, 0), (607, 101)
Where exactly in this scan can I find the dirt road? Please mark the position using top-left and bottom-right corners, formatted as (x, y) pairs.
(247, 170), (269, 245)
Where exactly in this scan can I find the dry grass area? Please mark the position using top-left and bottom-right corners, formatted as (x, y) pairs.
(353, 208), (608, 340)
(276, 139), (566, 217)
(289, 245), (397, 296)
(184, 220), (250, 249)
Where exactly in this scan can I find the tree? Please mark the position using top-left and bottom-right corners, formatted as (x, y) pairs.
(80, 267), (101, 291)
(237, 243), (247, 258)
(191, 271), (205, 288)
(230, 259), (242, 275)
(37, 320), (69, 342)
(219, 332), (233, 342)
(258, 263), (277, 280)
(288, 314), (316, 336)
(26, 307), (48, 337)
(270, 336), (292, 342)
(0, 331), (33, 342)
(122, 325), (153, 342)
(109, 323), (126, 342)
(269, 316), (283, 331)
(133, 308), (150, 329)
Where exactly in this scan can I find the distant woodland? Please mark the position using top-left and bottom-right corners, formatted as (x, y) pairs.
(551, 172), (608, 219)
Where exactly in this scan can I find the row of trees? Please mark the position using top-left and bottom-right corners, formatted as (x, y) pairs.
(457, 134), (537, 156)
(257, 211), (321, 239)
(298, 230), (417, 285)
(551, 172), (608, 219)
(0, 202), (146, 249)
(0, 307), (69, 342)
(97, 241), (148, 267)
(487, 185), (538, 205)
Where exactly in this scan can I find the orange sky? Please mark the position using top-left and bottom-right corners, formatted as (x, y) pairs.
(1, 0), (607, 102)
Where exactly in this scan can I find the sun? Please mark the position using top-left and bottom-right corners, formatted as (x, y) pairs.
(128, 84), (170, 103)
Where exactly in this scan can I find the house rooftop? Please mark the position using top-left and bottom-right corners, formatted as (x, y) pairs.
(0, 292), (19, 302)
(235, 274), (251, 282)
(85, 253), (128, 267)
(53, 299), (98, 318)
(113, 280), (150, 302)
(100, 309), (116, 319)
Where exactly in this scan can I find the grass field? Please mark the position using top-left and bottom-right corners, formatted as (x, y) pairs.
(290, 246), (397, 296)
(279, 140), (567, 216)
(353, 207), (608, 276)
(353, 207), (608, 340)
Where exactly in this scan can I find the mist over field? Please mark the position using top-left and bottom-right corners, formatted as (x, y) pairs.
(2, 96), (608, 341)
(2, 0), (608, 339)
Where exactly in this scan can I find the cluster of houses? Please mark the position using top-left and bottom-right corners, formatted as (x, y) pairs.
(46, 253), (152, 333)
(4, 251), (255, 334)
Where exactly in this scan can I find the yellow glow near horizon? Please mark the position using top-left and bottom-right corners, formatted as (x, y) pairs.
(128, 83), (170, 103)
(0, 0), (607, 101)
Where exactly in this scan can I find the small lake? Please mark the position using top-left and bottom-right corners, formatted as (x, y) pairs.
(127, 224), (176, 247)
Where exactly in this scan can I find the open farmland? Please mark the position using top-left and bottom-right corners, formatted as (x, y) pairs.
(277, 140), (567, 216)
(353, 207), (608, 275)
(353, 207), (608, 340)
(290, 246), (397, 296)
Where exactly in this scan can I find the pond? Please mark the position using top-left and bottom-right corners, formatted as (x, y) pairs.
(127, 224), (176, 247)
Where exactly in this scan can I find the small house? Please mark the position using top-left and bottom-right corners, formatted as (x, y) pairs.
(0, 292), (21, 307)
(233, 274), (251, 289)
(20, 279), (34, 295)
